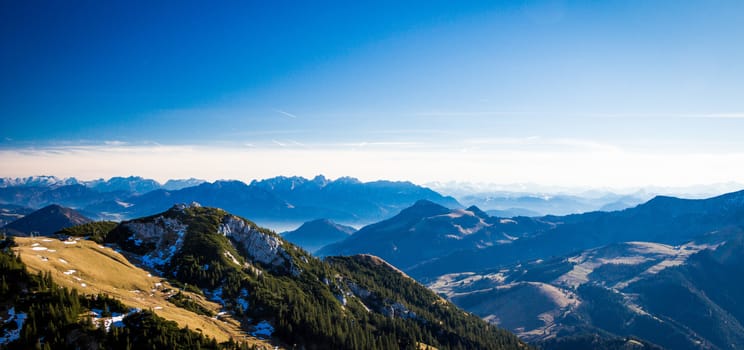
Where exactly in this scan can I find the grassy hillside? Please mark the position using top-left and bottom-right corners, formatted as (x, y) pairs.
(11, 236), (271, 348)
(0, 236), (257, 349)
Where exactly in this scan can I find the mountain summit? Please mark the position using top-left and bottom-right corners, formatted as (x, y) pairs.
(282, 218), (357, 253)
(2, 204), (91, 235)
(318, 200), (544, 269)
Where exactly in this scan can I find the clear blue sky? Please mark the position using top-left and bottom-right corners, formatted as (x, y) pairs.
(2, 1), (744, 187)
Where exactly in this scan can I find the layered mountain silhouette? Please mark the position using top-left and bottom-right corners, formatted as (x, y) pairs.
(318, 200), (551, 269)
(0, 175), (460, 226)
(2, 204), (91, 235)
(409, 190), (744, 279)
(282, 218), (357, 253)
(432, 230), (744, 350)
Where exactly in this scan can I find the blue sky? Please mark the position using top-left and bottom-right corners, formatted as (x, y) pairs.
(2, 1), (744, 188)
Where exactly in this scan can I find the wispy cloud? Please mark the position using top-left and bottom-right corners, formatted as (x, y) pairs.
(273, 109), (298, 119)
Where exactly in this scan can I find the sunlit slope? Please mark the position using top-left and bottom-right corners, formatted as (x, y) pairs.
(13, 236), (272, 347)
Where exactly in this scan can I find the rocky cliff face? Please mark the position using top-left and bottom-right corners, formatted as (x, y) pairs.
(218, 214), (291, 269)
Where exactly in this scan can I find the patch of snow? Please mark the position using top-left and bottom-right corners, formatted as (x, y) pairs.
(31, 246), (48, 251)
(38, 256), (48, 262)
(64, 240), (77, 245)
(41, 239), (53, 242)
(47, 249), (55, 252)
(127, 217), (187, 271)
(153, 306), (163, 310)
(63, 269), (76, 275)
(500, 219), (517, 224)
(251, 320), (274, 338)
(81, 283), (87, 287)
(31, 243), (39, 246)
(92, 310), (133, 332)
(224, 251), (241, 265)
(59, 258), (68, 264)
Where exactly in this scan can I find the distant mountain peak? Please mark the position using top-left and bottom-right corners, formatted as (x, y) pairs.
(465, 205), (489, 218)
(3, 204), (91, 235)
(282, 218), (357, 253)
(401, 200), (451, 217)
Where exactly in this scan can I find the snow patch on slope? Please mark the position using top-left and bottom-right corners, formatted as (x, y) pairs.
(124, 216), (187, 272)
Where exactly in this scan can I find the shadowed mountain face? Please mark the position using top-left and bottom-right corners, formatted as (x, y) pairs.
(2, 204), (91, 235)
(315, 188), (744, 348)
(281, 218), (356, 253)
(318, 200), (552, 270)
(430, 231), (744, 350)
(408, 190), (744, 280)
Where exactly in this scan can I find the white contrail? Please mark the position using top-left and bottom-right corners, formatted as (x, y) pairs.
(273, 109), (298, 119)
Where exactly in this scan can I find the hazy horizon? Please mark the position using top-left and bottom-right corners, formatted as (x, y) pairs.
(3, 1), (743, 189)
(3, 173), (744, 199)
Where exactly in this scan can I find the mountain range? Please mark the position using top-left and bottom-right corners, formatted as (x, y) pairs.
(1, 203), (525, 349)
(0, 175), (460, 229)
(320, 190), (744, 281)
(317, 188), (744, 348)
(0, 175), (205, 192)
(5, 173), (744, 349)
(430, 230), (744, 350)
(318, 200), (550, 270)
(408, 190), (744, 280)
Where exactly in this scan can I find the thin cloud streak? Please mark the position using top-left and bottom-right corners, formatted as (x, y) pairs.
(273, 109), (299, 119)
